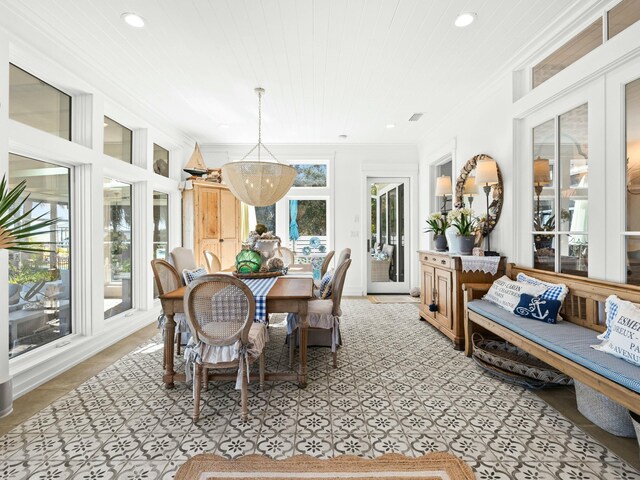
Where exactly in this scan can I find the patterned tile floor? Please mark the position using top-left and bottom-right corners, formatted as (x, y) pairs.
(1, 300), (639, 479)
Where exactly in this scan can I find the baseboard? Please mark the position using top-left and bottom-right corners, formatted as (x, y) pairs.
(10, 308), (159, 399)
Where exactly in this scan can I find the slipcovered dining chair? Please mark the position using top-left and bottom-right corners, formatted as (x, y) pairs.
(273, 246), (296, 266)
(203, 250), (222, 274)
(170, 247), (197, 285)
(183, 274), (267, 422)
(336, 248), (351, 267)
(288, 258), (351, 368)
(320, 250), (335, 277)
(151, 259), (189, 359)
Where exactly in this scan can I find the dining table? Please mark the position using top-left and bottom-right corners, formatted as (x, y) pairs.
(159, 264), (315, 389)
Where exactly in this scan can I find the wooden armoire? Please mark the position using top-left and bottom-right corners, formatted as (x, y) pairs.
(182, 180), (242, 270)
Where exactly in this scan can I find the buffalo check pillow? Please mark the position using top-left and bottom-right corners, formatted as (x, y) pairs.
(516, 272), (569, 303)
(182, 266), (208, 285)
(592, 295), (640, 367)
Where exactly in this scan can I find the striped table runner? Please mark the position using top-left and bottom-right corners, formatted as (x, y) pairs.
(242, 277), (278, 323)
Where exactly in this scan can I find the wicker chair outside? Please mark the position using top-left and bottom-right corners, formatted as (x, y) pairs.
(184, 274), (266, 422)
(151, 259), (186, 360)
(203, 250), (222, 273)
(289, 258), (351, 368)
(336, 248), (351, 267)
(170, 247), (197, 285)
(320, 250), (335, 277)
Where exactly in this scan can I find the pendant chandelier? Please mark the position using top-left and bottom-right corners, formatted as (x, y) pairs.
(221, 88), (296, 207)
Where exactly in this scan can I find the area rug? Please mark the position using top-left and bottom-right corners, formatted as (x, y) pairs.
(175, 453), (475, 479)
(369, 295), (419, 304)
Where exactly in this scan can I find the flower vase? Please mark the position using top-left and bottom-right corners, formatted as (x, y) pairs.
(433, 234), (447, 252)
(458, 235), (475, 255)
(445, 225), (459, 254)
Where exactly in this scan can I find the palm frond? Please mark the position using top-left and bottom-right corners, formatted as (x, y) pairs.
(0, 175), (60, 253)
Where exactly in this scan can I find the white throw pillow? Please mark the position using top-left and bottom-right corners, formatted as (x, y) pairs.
(592, 295), (640, 367)
(483, 276), (546, 313)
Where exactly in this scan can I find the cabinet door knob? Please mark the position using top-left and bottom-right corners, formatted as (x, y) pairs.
(219, 239), (225, 242)
(441, 260), (446, 265)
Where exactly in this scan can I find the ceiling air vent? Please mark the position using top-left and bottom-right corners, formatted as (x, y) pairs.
(408, 113), (423, 122)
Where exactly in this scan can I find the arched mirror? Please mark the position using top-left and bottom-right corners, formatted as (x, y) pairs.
(454, 154), (503, 237)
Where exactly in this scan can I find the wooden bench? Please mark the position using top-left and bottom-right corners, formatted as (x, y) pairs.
(463, 263), (640, 415)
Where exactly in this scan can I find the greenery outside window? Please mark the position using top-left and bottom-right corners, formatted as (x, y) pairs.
(291, 164), (327, 187)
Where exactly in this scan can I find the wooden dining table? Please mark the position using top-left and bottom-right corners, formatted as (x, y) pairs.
(159, 265), (315, 389)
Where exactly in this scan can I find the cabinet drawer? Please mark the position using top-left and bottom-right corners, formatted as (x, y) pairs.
(421, 254), (453, 269)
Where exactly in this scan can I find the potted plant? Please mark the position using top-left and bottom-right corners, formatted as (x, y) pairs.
(448, 207), (480, 255)
(424, 212), (449, 252)
(533, 214), (555, 250)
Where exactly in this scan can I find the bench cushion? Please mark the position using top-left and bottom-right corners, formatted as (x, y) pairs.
(468, 299), (640, 394)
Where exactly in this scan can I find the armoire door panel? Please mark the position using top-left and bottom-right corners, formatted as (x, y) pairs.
(220, 190), (238, 239)
(198, 188), (220, 239)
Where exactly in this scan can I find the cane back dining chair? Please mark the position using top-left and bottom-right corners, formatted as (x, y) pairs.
(203, 250), (222, 274)
(273, 246), (296, 266)
(288, 258), (351, 369)
(183, 274), (267, 422)
(151, 259), (189, 359)
(320, 250), (335, 277)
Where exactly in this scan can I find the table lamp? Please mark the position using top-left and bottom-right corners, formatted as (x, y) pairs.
(533, 157), (552, 217)
(475, 157), (499, 256)
(435, 175), (452, 213)
(463, 176), (478, 208)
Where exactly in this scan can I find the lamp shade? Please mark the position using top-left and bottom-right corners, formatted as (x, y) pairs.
(475, 158), (499, 185)
(434, 175), (452, 196)
(222, 161), (296, 207)
(463, 176), (478, 195)
(533, 156), (552, 186)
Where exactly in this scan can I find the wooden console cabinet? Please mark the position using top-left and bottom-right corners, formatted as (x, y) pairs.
(183, 181), (241, 270)
(418, 251), (505, 350)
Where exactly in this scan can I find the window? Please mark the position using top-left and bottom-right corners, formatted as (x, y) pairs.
(103, 116), (132, 163)
(153, 144), (169, 177)
(289, 199), (327, 253)
(104, 179), (133, 318)
(608, 0), (640, 39)
(532, 104), (589, 277)
(533, 19), (603, 88)
(9, 64), (71, 140)
(255, 205), (276, 233)
(292, 164), (327, 187)
(626, 78), (640, 285)
(434, 159), (452, 213)
(152, 191), (169, 298)
(8, 154), (72, 358)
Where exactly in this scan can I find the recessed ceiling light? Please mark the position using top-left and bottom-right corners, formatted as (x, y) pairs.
(338, 134), (348, 140)
(454, 12), (476, 27)
(386, 124), (396, 129)
(121, 12), (145, 28)
(219, 124), (229, 129)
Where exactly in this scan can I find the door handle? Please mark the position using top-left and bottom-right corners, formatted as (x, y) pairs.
(219, 238), (224, 242)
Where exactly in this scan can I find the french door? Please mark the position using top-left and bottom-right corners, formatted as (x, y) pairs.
(366, 177), (411, 294)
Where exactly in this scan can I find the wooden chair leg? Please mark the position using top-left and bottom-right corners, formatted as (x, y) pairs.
(259, 353), (265, 391)
(202, 367), (208, 391)
(288, 331), (296, 369)
(175, 332), (181, 356)
(332, 328), (338, 368)
(241, 368), (249, 421)
(193, 363), (202, 423)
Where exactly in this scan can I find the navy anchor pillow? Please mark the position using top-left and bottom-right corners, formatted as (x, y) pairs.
(514, 294), (562, 324)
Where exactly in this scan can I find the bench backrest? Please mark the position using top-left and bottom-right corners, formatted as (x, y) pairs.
(506, 264), (640, 333)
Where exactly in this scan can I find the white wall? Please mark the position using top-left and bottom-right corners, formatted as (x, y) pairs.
(419, 73), (515, 258)
(199, 144), (419, 295)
